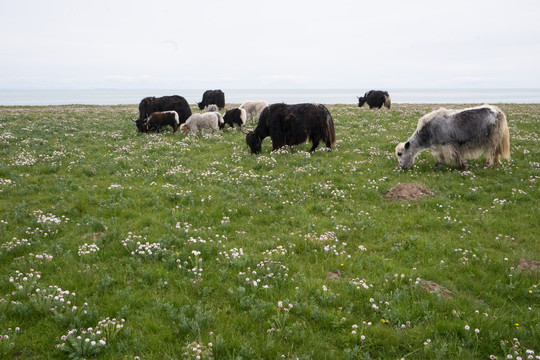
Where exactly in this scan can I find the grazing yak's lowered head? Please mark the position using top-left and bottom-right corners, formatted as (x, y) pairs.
(395, 105), (510, 169)
(245, 103), (336, 154)
(358, 90), (391, 109)
(197, 90), (225, 110)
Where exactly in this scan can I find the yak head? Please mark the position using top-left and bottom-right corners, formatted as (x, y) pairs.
(246, 131), (262, 154)
(357, 96), (366, 107)
(133, 117), (149, 133)
(395, 141), (416, 169)
(180, 123), (190, 134)
(197, 101), (205, 110)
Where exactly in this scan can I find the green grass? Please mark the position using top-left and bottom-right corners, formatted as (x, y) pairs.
(0, 103), (538, 359)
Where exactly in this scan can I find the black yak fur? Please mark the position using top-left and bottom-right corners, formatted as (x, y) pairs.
(245, 103), (337, 154)
(222, 108), (247, 129)
(358, 90), (391, 109)
(197, 89), (225, 110)
(144, 111), (180, 133)
(134, 95), (191, 132)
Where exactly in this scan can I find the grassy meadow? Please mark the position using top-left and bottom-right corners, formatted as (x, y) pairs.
(0, 103), (538, 359)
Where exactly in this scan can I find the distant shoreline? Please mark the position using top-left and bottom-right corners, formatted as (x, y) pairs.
(1, 88), (539, 106)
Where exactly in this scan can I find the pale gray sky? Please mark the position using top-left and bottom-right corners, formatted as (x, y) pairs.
(1, 0), (539, 89)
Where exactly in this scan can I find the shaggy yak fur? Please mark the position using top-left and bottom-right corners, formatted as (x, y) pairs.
(222, 108), (247, 129)
(205, 104), (219, 112)
(395, 105), (510, 169)
(134, 95), (191, 132)
(357, 90), (391, 109)
(197, 89), (225, 110)
(181, 112), (224, 135)
(143, 111), (180, 133)
(239, 100), (269, 122)
(245, 103), (336, 154)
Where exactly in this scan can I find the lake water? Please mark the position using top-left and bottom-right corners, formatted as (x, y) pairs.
(1, 88), (539, 106)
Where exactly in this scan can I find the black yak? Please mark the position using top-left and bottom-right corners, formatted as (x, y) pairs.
(395, 105), (510, 169)
(222, 108), (247, 129)
(245, 103), (336, 154)
(134, 95), (191, 132)
(357, 90), (391, 109)
(142, 111), (180, 133)
(197, 90), (225, 110)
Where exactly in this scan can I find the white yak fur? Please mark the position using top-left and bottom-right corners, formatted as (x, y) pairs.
(395, 105), (510, 169)
(181, 112), (224, 135)
(239, 101), (268, 122)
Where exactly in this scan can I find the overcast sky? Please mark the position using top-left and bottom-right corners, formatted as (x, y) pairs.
(1, 0), (539, 89)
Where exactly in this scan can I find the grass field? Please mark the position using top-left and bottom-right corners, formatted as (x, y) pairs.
(0, 103), (538, 359)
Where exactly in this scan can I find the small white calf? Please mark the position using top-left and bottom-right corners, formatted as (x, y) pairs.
(181, 112), (224, 135)
(239, 100), (269, 122)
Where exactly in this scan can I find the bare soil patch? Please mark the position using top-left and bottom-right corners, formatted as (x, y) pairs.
(82, 232), (107, 241)
(517, 258), (540, 273)
(384, 183), (436, 201)
(419, 280), (453, 299)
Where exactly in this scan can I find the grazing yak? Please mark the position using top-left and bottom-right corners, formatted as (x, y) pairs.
(142, 111), (180, 133)
(239, 100), (269, 122)
(181, 112), (224, 135)
(198, 90), (225, 110)
(223, 108), (247, 129)
(134, 95), (191, 132)
(245, 103), (336, 154)
(357, 90), (391, 109)
(395, 105), (510, 169)
(205, 104), (219, 112)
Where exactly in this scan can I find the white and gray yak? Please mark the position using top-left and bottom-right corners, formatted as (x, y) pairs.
(395, 105), (510, 169)
(205, 104), (219, 112)
(239, 100), (269, 122)
(181, 112), (225, 135)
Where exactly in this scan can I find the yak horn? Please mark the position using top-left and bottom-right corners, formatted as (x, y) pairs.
(240, 128), (252, 134)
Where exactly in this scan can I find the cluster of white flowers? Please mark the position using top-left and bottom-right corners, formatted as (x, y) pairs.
(32, 210), (69, 225)
(78, 243), (100, 256)
(1, 237), (31, 251)
(132, 242), (165, 256)
(218, 247), (246, 261)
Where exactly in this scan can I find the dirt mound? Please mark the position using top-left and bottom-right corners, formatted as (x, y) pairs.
(419, 280), (453, 299)
(517, 258), (540, 273)
(384, 183), (436, 201)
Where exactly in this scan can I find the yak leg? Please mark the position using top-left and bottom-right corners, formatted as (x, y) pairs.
(485, 148), (498, 167)
(431, 150), (444, 166)
(272, 138), (284, 151)
(309, 140), (320, 152)
(451, 147), (467, 169)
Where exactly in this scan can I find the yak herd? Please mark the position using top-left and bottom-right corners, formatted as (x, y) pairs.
(132, 89), (510, 170)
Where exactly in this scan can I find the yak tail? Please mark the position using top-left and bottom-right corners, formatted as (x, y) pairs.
(326, 114), (337, 147)
(497, 109), (511, 160)
(384, 94), (392, 109)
